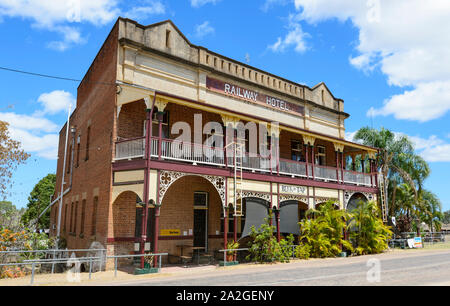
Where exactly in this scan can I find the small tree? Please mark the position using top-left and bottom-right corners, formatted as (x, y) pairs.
(21, 174), (56, 229)
(0, 121), (30, 199)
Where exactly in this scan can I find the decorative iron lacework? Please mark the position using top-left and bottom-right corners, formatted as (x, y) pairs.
(315, 197), (339, 205)
(159, 171), (226, 206)
(279, 194), (309, 204)
(237, 191), (271, 203)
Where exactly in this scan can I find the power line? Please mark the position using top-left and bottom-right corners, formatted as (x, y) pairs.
(0, 66), (116, 86)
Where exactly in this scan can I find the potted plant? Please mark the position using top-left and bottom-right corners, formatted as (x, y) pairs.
(226, 241), (239, 262)
(134, 255), (159, 275)
(144, 255), (154, 269)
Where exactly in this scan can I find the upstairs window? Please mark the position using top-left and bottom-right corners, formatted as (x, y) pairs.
(151, 108), (170, 138)
(291, 140), (304, 162)
(85, 126), (91, 161)
(315, 145), (326, 166)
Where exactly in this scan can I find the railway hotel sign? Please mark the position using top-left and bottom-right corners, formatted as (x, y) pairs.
(206, 77), (305, 116)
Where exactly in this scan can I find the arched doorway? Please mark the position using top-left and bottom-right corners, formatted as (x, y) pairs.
(159, 175), (223, 256)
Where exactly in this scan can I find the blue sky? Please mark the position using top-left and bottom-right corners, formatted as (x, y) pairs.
(0, 0), (449, 211)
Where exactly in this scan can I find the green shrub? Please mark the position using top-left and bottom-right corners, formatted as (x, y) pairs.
(295, 244), (311, 260)
(246, 211), (295, 263)
(299, 201), (353, 258)
(348, 201), (392, 255)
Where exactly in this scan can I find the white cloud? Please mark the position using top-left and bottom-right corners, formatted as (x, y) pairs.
(0, 112), (58, 133)
(293, 0), (450, 122)
(269, 16), (309, 53)
(367, 81), (450, 122)
(46, 26), (87, 51)
(194, 21), (215, 39)
(0, 0), (166, 51)
(125, 0), (165, 21)
(37, 90), (75, 115)
(0, 90), (75, 160)
(261, 0), (290, 12)
(8, 128), (59, 160)
(347, 130), (450, 163)
(190, 0), (220, 8)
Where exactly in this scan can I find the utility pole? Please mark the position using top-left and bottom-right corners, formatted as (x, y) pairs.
(56, 104), (72, 249)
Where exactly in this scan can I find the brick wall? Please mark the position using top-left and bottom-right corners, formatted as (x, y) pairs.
(50, 20), (119, 252)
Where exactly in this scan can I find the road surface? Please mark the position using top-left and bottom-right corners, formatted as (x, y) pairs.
(95, 248), (450, 286)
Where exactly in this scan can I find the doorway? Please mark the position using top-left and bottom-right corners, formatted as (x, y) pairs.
(193, 192), (208, 250)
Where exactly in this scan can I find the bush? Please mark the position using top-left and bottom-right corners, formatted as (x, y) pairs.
(348, 201), (392, 255)
(246, 211), (295, 263)
(299, 201), (353, 258)
(295, 244), (311, 260)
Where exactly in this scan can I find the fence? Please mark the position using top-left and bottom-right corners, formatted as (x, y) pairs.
(389, 232), (447, 248)
(0, 249), (167, 285)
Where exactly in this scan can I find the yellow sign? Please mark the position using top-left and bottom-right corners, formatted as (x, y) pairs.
(160, 229), (181, 236)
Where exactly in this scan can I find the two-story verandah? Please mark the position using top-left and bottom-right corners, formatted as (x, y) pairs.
(110, 83), (379, 264)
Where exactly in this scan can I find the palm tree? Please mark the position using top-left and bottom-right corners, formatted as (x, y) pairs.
(419, 190), (443, 232)
(353, 127), (426, 217)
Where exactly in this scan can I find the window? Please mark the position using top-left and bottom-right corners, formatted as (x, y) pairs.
(76, 135), (80, 167)
(80, 199), (86, 236)
(91, 197), (98, 236)
(291, 140), (304, 162)
(85, 126), (90, 161)
(165, 30), (171, 48)
(315, 145), (326, 166)
(205, 124), (224, 148)
(70, 202), (74, 233)
(150, 108), (169, 138)
(63, 203), (67, 232)
(67, 145), (72, 174)
(74, 201), (78, 234)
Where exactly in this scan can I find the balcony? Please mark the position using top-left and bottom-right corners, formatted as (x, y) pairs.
(114, 137), (377, 188)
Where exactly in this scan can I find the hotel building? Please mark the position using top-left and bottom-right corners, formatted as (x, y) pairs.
(49, 18), (380, 265)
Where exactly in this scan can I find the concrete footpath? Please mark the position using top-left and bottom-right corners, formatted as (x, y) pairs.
(1, 246), (450, 286)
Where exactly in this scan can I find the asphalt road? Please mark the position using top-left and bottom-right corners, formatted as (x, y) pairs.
(99, 249), (450, 286)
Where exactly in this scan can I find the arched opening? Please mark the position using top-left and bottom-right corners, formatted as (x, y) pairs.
(112, 191), (149, 256)
(279, 200), (309, 236)
(240, 197), (271, 239)
(346, 193), (368, 212)
(158, 175), (223, 260)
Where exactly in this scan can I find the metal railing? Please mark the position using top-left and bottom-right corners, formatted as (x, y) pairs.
(0, 249), (167, 285)
(110, 253), (168, 277)
(114, 137), (377, 187)
(218, 248), (249, 265)
(279, 159), (307, 178)
(115, 137), (145, 160)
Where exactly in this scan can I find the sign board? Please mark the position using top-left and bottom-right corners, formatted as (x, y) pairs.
(280, 184), (307, 195)
(160, 229), (181, 236)
(206, 77), (305, 117)
(407, 237), (423, 248)
(414, 237), (423, 248)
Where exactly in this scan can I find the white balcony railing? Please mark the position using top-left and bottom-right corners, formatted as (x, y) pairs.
(114, 137), (376, 188)
(115, 137), (145, 160)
